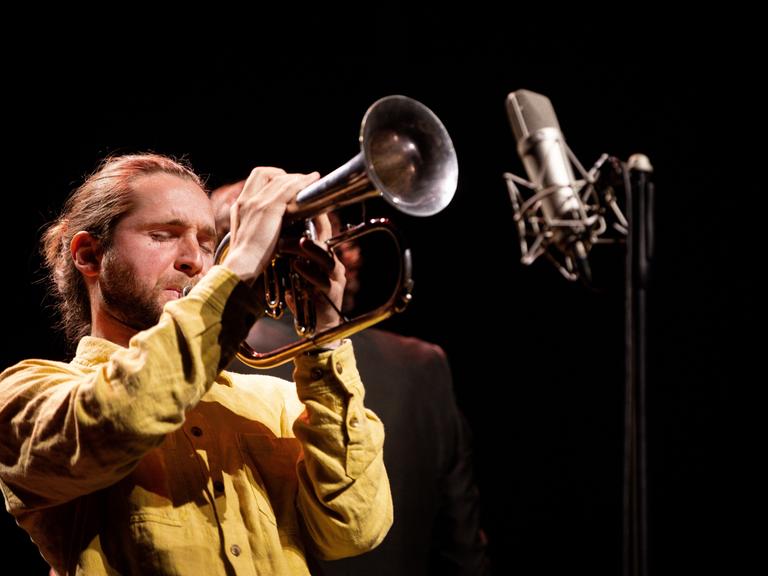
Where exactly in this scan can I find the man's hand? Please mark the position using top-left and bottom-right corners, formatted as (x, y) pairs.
(211, 169), (346, 337)
(219, 167), (319, 285)
(281, 213), (346, 338)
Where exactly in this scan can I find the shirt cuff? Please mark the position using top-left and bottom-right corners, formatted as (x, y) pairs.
(293, 340), (361, 397)
(292, 340), (372, 478)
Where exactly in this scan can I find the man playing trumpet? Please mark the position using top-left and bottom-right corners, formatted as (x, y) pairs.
(0, 153), (392, 575)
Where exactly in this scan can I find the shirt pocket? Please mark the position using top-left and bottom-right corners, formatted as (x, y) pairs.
(237, 433), (302, 534)
(120, 474), (189, 572)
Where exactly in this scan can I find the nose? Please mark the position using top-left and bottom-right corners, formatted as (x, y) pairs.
(174, 235), (204, 277)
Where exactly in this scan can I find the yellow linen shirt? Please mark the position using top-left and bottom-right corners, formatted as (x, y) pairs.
(0, 266), (392, 575)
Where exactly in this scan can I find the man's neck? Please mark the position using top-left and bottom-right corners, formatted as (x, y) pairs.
(90, 312), (137, 348)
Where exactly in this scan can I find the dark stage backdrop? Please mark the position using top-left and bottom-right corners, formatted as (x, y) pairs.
(2, 9), (757, 575)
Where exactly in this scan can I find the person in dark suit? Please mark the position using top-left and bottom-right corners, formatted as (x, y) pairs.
(212, 182), (490, 575)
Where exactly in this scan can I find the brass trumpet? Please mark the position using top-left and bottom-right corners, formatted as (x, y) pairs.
(215, 95), (458, 368)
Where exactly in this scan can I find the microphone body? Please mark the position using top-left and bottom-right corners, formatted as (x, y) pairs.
(506, 89), (591, 280)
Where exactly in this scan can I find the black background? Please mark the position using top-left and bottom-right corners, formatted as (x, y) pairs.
(1, 7), (758, 574)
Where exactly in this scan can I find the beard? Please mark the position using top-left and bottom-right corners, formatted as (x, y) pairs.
(99, 253), (174, 332)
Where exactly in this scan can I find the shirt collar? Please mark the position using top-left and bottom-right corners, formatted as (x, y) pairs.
(72, 336), (124, 367)
(71, 335), (235, 387)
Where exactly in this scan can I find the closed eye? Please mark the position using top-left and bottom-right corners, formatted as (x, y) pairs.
(149, 231), (174, 241)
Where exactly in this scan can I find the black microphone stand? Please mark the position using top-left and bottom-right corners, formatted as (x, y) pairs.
(621, 155), (654, 576)
(504, 129), (655, 574)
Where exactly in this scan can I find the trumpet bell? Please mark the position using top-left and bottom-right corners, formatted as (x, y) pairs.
(291, 95), (458, 219)
(361, 95), (458, 217)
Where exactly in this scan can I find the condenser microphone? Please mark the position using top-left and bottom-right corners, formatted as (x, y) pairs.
(506, 89), (592, 281)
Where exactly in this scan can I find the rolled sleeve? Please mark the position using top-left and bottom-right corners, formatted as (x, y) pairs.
(291, 341), (392, 559)
(0, 266), (260, 508)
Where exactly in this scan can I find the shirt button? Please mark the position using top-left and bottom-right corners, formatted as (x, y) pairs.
(230, 544), (241, 557)
(213, 480), (225, 493)
(191, 426), (203, 437)
(310, 368), (324, 380)
(335, 361), (343, 374)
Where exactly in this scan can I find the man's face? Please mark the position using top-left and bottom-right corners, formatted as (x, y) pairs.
(98, 172), (217, 331)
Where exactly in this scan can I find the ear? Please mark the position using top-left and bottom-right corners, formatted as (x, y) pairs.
(70, 231), (103, 278)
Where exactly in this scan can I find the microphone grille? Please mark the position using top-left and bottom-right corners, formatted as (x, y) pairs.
(506, 89), (561, 143)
